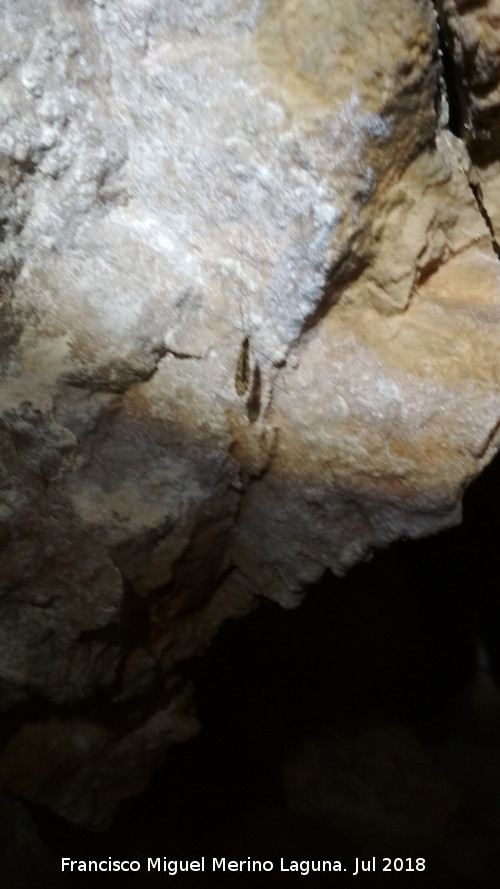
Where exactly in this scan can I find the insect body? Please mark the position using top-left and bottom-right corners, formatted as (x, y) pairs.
(235, 335), (251, 396)
(234, 334), (262, 423)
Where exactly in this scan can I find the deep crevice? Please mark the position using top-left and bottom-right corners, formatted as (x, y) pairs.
(432, 1), (464, 138)
(429, 2), (458, 131)
(431, 0), (500, 260)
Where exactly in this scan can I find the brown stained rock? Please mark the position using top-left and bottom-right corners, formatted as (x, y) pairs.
(436, 0), (500, 245)
(1, 0), (500, 826)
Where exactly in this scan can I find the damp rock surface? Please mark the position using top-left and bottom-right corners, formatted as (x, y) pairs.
(1, 0), (500, 826)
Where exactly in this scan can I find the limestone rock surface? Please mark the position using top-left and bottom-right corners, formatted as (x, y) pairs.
(1, 0), (500, 826)
(437, 0), (500, 239)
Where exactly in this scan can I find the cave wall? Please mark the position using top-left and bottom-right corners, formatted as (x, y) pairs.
(1, 0), (500, 827)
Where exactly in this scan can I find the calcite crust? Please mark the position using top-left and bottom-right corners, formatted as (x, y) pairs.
(1, 0), (500, 826)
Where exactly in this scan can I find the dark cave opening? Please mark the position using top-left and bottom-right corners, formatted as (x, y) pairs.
(6, 453), (500, 889)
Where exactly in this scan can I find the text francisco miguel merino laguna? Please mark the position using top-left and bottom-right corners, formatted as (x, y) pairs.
(62, 857), (426, 876)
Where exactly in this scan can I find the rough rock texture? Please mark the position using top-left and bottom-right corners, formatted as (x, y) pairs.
(436, 0), (500, 252)
(1, 0), (500, 826)
(436, 0), (500, 162)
